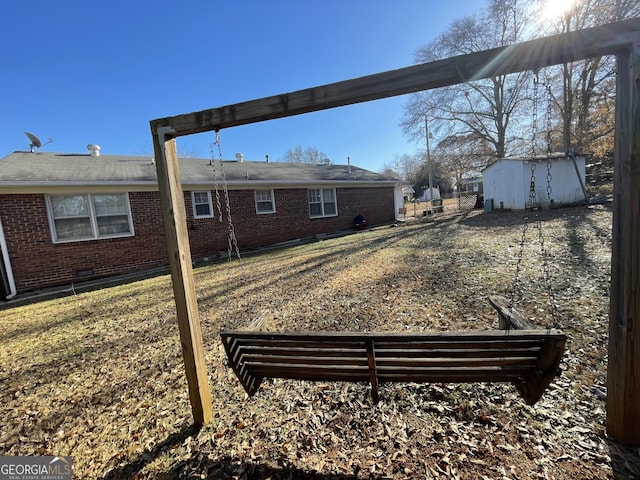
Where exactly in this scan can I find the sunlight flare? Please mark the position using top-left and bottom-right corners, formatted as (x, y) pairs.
(543, 0), (576, 19)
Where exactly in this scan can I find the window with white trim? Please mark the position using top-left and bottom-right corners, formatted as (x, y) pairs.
(308, 188), (337, 218)
(254, 189), (275, 214)
(47, 193), (134, 243)
(191, 191), (214, 218)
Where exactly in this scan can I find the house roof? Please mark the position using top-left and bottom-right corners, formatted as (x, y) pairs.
(481, 153), (588, 173)
(0, 151), (399, 190)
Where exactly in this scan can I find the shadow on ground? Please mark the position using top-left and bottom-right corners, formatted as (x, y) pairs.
(104, 426), (387, 480)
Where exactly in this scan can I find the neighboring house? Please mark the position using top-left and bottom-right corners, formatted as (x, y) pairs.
(0, 150), (399, 298)
(458, 177), (483, 194)
(400, 185), (415, 202)
(482, 154), (588, 210)
(420, 186), (441, 202)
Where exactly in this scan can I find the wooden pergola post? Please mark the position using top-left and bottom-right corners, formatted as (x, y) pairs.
(607, 40), (640, 446)
(151, 127), (212, 427)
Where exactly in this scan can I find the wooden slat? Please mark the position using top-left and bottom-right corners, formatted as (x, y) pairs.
(247, 365), (371, 381)
(377, 370), (530, 383)
(241, 354), (369, 366)
(222, 331), (563, 347)
(235, 346), (366, 357)
(222, 329), (563, 340)
(376, 357), (537, 368)
(241, 355), (537, 370)
(239, 355), (536, 368)
(374, 348), (542, 358)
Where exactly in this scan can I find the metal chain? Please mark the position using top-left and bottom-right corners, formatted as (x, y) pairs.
(209, 131), (242, 263)
(545, 82), (553, 201)
(210, 135), (224, 222)
(531, 73), (539, 160)
(528, 75), (540, 211)
(536, 219), (559, 329)
(510, 73), (539, 308)
(508, 73), (559, 329)
(209, 131), (246, 326)
(540, 81), (558, 328)
(528, 162), (537, 210)
(509, 219), (529, 309)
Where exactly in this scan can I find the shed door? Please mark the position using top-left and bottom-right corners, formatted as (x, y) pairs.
(490, 166), (519, 209)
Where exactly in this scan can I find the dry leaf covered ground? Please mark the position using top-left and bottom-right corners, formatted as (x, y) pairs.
(2, 204), (639, 479)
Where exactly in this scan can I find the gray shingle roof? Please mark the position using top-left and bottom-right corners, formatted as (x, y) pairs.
(0, 151), (399, 188)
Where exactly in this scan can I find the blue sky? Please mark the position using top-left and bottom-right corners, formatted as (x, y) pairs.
(2, 0), (487, 173)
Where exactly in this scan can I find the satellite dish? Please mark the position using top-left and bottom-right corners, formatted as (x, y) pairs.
(23, 132), (53, 152)
(25, 132), (42, 152)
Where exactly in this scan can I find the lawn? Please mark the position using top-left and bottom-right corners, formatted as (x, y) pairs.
(1, 205), (639, 479)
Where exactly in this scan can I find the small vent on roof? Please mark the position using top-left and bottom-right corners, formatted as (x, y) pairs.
(87, 144), (101, 156)
(235, 153), (244, 163)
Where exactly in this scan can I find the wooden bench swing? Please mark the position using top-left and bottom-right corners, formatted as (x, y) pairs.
(217, 74), (566, 407)
(221, 296), (565, 406)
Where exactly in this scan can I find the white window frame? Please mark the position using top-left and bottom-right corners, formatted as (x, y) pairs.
(308, 188), (338, 218)
(254, 189), (276, 214)
(46, 193), (135, 243)
(191, 190), (214, 219)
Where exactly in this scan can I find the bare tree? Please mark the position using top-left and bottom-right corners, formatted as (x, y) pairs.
(402, 0), (534, 161)
(435, 134), (494, 190)
(282, 145), (331, 164)
(533, 0), (639, 155)
(410, 152), (453, 197)
(380, 153), (422, 182)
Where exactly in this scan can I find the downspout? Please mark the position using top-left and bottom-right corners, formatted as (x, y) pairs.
(0, 214), (17, 299)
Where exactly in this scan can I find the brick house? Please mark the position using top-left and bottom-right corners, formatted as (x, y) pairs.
(0, 150), (399, 298)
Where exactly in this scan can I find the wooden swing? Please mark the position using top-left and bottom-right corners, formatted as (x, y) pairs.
(221, 326), (565, 406)
(215, 98), (566, 405)
(221, 289), (565, 405)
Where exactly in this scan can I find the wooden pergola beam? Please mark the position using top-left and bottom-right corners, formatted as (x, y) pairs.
(151, 17), (640, 444)
(150, 18), (640, 137)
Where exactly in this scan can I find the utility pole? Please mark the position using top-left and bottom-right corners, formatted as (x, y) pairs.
(425, 116), (433, 204)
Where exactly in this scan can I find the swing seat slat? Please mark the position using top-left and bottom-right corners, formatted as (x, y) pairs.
(221, 307), (566, 405)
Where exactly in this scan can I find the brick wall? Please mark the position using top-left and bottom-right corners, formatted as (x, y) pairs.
(0, 192), (167, 293)
(186, 187), (395, 254)
(0, 186), (394, 293)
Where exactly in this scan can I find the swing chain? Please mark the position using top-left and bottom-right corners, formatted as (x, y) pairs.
(510, 72), (559, 330)
(531, 72), (540, 159)
(528, 163), (537, 210)
(537, 221), (560, 329)
(528, 74), (540, 210)
(509, 218), (529, 308)
(542, 81), (558, 328)
(545, 82), (553, 200)
(209, 131), (249, 328)
(210, 133), (225, 222)
(209, 131), (242, 263)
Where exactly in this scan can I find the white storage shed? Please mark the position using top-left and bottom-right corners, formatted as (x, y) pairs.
(482, 154), (588, 210)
